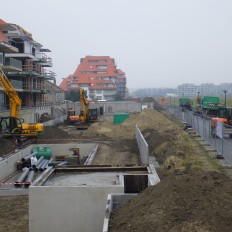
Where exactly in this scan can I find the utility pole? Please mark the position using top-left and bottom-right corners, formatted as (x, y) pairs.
(223, 90), (227, 108)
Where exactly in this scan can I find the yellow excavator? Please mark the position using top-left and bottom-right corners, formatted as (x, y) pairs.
(79, 87), (89, 122)
(0, 67), (43, 138)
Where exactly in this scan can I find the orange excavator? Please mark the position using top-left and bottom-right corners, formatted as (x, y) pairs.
(67, 108), (79, 124)
(0, 67), (43, 138)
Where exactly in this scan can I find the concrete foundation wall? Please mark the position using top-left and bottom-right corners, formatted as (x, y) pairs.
(103, 193), (137, 232)
(43, 115), (67, 126)
(29, 185), (124, 232)
(36, 143), (96, 158)
(0, 146), (32, 181)
(135, 125), (149, 165)
(0, 103), (68, 124)
(73, 101), (141, 116)
(0, 143), (96, 181)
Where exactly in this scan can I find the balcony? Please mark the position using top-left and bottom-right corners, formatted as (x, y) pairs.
(0, 41), (18, 53)
(5, 53), (35, 60)
(2, 57), (22, 71)
(6, 64), (56, 80)
(34, 53), (53, 67)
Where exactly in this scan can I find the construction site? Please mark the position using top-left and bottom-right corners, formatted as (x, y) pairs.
(0, 102), (232, 232)
(0, 13), (232, 232)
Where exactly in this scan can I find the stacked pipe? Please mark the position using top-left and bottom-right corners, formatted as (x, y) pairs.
(14, 167), (29, 187)
(24, 170), (35, 188)
(21, 151), (37, 162)
(48, 157), (54, 166)
(34, 156), (44, 171)
(39, 159), (50, 172)
(35, 159), (46, 172)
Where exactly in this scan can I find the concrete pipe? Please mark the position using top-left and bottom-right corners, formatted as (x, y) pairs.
(48, 157), (54, 165)
(40, 160), (50, 172)
(34, 157), (45, 172)
(14, 168), (29, 187)
(57, 161), (68, 167)
(24, 170), (35, 188)
(35, 158), (46, 172)
(21, 151), (37, 162)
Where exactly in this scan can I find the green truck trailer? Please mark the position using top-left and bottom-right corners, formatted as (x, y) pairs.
(201, 96), (224, 116)
(179, 98), (192, 111)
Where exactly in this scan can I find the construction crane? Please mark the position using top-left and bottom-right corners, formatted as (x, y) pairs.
(0, 67), (43, 138)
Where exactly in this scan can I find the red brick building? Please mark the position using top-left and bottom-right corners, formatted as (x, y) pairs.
(60, 56), (127, 101)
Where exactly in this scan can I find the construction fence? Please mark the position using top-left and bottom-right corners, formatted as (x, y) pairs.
(171, 107), (232, 165)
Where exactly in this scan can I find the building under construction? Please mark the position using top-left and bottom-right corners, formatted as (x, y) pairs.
(0, 19), (64, 110)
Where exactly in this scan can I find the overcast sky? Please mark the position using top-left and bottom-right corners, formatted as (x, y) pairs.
(1, 0), (232, 89)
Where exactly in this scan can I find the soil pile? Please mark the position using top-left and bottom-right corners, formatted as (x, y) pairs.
(0, 138), (17, 157)
(110, 171), (232, 232)
(83, 109), (185, 140)
(39, 113), (54, 123)
(37, 126), (73, 139)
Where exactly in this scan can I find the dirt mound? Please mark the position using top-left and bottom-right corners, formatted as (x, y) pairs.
(38, 126), (73, 139)
(110, 171), (232, 232)
(0, 138), (17, 157)
(83, 109), (184, 140)
(39, 113), (54, 123)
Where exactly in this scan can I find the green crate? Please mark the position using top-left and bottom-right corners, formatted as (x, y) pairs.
(113, 113), (129, 125)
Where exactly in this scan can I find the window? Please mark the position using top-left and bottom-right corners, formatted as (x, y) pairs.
(97, 77), (101, 80)
(97, 71), (106, 74)
(104, 77), (109, 81)
(97, 84), (101, 87)
(71, 84), (78, 87)
(96, 90), (102, 94)
(73, 77), (78, 81)
(97, 65), (107, 70)
(88, 59), (107, 63)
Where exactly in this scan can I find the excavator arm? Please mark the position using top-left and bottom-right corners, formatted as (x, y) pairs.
(79, 87), (89, 122)
(0, 67), (43, 138)
(0, 68), (21, 118)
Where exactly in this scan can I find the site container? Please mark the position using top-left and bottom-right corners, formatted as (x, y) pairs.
(113, 113), (129, 125)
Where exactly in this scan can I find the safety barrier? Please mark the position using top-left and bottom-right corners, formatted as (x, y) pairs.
(172, 107), (232, 164)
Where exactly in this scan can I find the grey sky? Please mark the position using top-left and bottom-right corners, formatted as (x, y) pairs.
(1, 0), (232, 88)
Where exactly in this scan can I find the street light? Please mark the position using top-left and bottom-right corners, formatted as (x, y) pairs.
(197, 91), (200, 104)
(223, 90), (227, 108)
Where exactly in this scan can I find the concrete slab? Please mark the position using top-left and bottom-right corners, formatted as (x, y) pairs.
(44, 172), (121, 187)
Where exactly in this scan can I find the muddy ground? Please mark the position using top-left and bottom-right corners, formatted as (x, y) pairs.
(110, 171), (232, 232)
(0, 109), (232, 231)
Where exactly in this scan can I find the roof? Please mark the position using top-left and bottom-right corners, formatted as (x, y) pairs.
(60, 56), (127, 92)
(0, 30), (8, 43)
(142, 97), (155, 103)
(0, 19), (6, 25)
(59, 75), (73, 91)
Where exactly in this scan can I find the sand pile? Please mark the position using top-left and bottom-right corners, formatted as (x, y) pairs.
(110, 171), (232, 232)
(83, 109), (185, 140)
